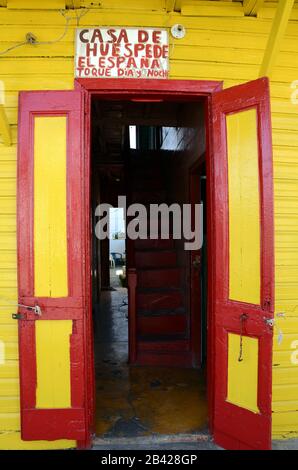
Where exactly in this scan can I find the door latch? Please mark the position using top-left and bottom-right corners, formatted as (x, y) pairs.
(238, 313), (249, 362)
(11, 304), (42, 320)
(264, 317), (275, 327)
(192, 255), (201, 269)
(18, 304), (41, 316)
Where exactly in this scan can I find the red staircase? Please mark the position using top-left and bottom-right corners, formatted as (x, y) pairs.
(127, 152), (192, 367)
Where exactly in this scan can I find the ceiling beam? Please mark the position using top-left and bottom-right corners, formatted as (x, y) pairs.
(243, 0), (265, 17)
(0, 105), (12, 146)
(259, 0), (295, 77)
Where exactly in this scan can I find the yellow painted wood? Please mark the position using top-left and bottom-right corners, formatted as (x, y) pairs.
(0, 379), (19, 396)
(34, 116), (68, 297)
(0, 361), (18, 379)
(36, 320), (72, 409)
(259, 0), (295, 77)
(0, 432), (75, 450)
(7, 0), (66, 9)
(226, 109), (260, 304)
(166, 0), (177, 13)
(259, 2), (298, 20)
(227, 333), (259, 413)
(66, 0), (81, 8)
(181, 0), (244, 17)
(272, 409), (298, 437)
(0, 397), (19, 413)
(243, 0), (265, 16)
(0, 0), (297, 445)
(0, 105), (11, 146)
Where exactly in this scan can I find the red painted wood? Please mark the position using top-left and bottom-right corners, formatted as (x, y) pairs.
(17, 90), (87, 442)
(78, 87), (95, 449)
(75, 78), (223, 95)
(15, 78), (228, 448)
(128, 268), (137, 364)
(138, 268), (181, 288)
(134, 239), (174, 251)
(22, 409), (86, 441)
(211, 77), (274, 450)
(137, 315), (187, 336)
(189, 162), (203, 367)
(137, 290), (183, 310)
(139, 340), (189, 351)
(135, 250), (177, 268)
(77, 78), (223, 445)
(204, 94), (215, 435)
(136, 351), (192, 368)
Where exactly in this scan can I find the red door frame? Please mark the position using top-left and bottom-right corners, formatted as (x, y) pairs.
(189, 157), (206, 367)
(74, 78), (223, 447)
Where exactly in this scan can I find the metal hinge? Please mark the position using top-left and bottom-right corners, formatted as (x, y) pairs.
(264, 313), (286, 345)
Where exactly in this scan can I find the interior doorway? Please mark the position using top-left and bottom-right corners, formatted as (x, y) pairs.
(90, 96), (209, 438)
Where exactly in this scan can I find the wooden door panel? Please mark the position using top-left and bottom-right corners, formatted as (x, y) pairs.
(17, 91), (86, 442)
(211, 77), (274, 450)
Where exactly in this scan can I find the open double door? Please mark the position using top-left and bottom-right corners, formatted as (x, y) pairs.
(16, 78), (274, 449)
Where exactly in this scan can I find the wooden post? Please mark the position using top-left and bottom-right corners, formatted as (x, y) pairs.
(259, 0), (295, 77)
(128, 268), (137, 364)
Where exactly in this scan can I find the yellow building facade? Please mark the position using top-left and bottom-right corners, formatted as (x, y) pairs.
(0, 0), (298, 449)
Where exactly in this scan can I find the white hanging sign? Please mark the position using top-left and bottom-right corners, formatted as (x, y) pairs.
(75, 27), (169, 79)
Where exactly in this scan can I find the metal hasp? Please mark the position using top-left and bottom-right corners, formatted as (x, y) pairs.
(11, 304), (42, 320)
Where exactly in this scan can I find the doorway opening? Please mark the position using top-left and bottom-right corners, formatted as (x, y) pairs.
(90, 96), (209, 439)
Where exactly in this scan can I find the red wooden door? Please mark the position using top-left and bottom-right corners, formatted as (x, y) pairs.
(17, 91), (87, 442)
(210, 77), (274, 449)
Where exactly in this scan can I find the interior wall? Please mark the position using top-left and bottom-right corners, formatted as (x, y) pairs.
(161, 103), (205, 315)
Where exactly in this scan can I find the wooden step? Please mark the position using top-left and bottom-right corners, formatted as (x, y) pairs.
(138, 267), (181, 288)
(137, 289), (183, 310)
(134, 238), (174, 251)
(135, 250), (177, 268)
(137, 314), (187, 337)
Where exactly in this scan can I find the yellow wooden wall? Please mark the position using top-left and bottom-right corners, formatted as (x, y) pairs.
(0, 0), (298, 447)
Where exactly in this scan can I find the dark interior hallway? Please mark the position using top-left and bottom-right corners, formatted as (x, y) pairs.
(93, 289), (208, 438)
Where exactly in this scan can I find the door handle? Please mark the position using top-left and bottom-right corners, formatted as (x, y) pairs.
(192, 255), (201, 269)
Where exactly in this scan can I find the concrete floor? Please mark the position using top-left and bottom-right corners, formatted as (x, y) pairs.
(93, 289), (208, 439)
